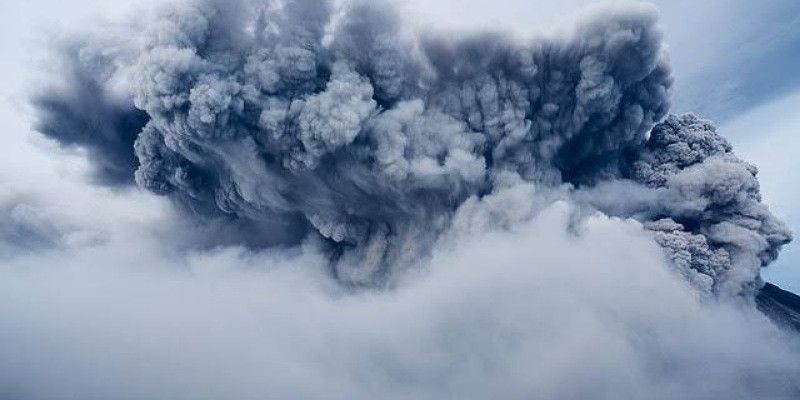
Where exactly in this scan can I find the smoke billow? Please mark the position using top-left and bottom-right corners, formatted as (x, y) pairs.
(31, 0), (789, 294)
(5, 0), (799, 397)
(581, 114), (793, 295)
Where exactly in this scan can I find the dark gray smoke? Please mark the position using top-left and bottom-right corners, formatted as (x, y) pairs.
(582, 114), (792, 295)
(32, 0), (789, 294)
(631, 115), (792, 294)
(32, 40), (149, 185)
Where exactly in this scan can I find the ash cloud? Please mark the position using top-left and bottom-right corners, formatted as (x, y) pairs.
(5, 0), (800, 396)
(30, 0), (791, 297)
(32, 0), (788, 295)
(582, 114), (792, 294)
(33, 0), (685, 286)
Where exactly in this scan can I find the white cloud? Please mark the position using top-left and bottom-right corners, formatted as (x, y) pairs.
(1, 194), (799, 399)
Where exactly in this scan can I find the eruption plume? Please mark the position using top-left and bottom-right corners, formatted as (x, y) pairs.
(29, 0), (790, 293)
(32, 0), (789, 294)
(4, 1), (799, 398)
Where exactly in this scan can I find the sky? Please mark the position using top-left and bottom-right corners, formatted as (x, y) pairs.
(1, 0), (797, 290)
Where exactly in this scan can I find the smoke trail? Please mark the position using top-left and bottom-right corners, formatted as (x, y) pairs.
(31, 0), (789, 294)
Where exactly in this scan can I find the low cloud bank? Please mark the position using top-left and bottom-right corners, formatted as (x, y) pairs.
(1, 188), (799, 399)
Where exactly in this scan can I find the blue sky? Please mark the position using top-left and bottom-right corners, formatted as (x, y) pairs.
(1, 0), (799, 291)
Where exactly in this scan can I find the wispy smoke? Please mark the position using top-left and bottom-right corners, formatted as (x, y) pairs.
(6, 0), (797, 398)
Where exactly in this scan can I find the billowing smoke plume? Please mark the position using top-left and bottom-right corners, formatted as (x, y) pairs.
(32, 0), (789, 294)
(6, 0), (800, 398)
(581, 114), (792, 294)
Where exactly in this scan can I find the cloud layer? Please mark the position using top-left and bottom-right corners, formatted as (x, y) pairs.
(1, 186), (799, 399)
